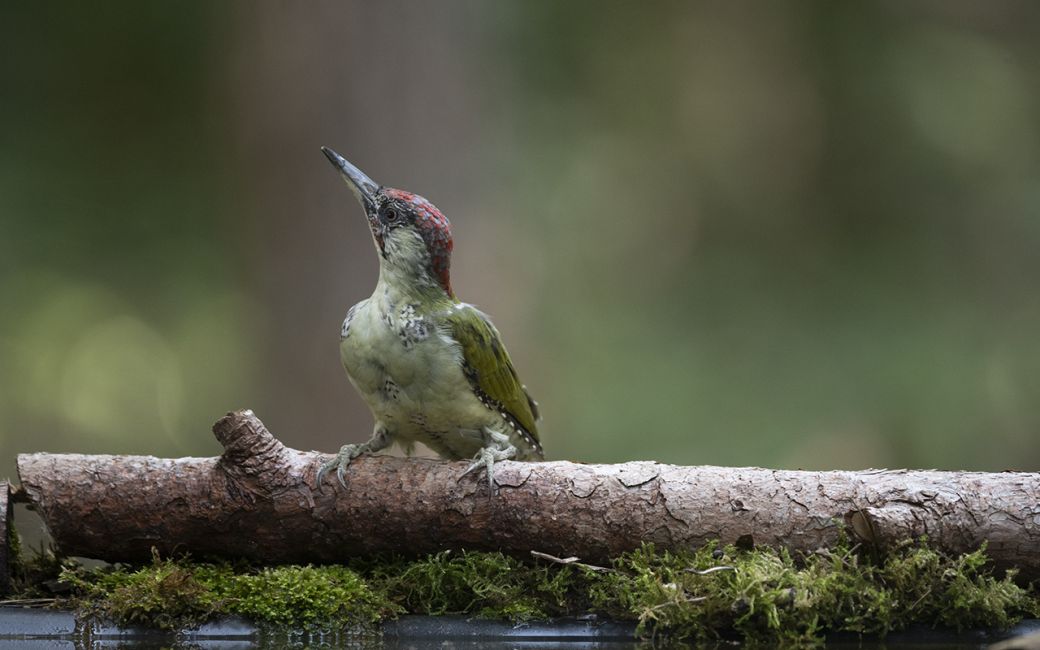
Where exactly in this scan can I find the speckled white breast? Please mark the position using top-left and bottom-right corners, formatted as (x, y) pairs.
(338, 284), (499, 459)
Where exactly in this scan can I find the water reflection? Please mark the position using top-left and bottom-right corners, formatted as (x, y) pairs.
(1, 609), (1038, 650)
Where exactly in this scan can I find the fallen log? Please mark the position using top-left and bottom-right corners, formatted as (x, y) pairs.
(15, 410), (1040, 580)
(0, 481), (9, 595)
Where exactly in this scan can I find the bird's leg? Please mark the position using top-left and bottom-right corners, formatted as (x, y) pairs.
(461, 427), (517, 493)
(317, 425), (392, 488)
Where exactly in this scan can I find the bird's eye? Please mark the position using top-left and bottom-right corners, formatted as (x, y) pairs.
(384, 208), (399, 223)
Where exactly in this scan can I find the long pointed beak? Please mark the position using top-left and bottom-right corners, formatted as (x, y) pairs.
(321, 146), (379, 210)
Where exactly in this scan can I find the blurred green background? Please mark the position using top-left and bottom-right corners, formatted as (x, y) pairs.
(2, 1), (1039, 485)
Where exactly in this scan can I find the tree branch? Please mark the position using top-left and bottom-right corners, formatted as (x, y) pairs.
(14, 410), (1040, 580)
(0, 481), (9, 595)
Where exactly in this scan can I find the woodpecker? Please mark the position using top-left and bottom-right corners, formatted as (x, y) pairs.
(317, 147), (543, 488)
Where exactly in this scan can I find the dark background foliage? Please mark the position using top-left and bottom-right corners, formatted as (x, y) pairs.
(3, 1), (1038, 482)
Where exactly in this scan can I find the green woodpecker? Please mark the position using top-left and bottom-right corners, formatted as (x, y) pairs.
(317, 147), (543, 488)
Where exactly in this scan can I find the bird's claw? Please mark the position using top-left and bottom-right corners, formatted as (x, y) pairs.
(460, 442), (516, 496)
(316, 443), (367, 489)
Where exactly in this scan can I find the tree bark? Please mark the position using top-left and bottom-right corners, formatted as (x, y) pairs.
(15, 410), (1040, 580)
(1, 481), (10, 595)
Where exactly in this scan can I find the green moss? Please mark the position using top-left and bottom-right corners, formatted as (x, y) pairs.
(363, 550), (580, 620)
(59, 553), (397, 632)
(61, 555), (221, 630)
(582, 541), (1038, 645)
(6, 531), (68, 599)
(878, 541), (1034, 630)
(220, 564), (395, 629)
(7, 539), (1034, 644)
(4, 520), (20, 585)
(6, 520), (20, 570)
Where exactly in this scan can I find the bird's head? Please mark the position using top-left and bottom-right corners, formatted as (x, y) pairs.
(322, 146), (454, 297)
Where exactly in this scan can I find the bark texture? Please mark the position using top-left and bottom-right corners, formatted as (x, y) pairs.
(1, 481), (10, 595)
(16, 411), (1040, 580)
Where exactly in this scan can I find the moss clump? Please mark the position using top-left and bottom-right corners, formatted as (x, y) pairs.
(221, 564), (394, 629)
(586, 541), (1038, 644)
(879, 542), (1034, 630)
(362, 550), (580, 620)
(6, 528), (69, 600)
(6, 521), (20, 573)
(59, 553), (397, 632)
(13, 539), (1034, 644)
(61, 555), (221, 630)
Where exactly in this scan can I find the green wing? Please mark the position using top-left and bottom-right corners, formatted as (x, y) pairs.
(445, 304), (540, 443)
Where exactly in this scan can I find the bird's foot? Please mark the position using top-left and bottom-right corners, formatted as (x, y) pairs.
(316, 442), (369, 488)
(317, 426), (392, 489)
(460, 431), (517, 495)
